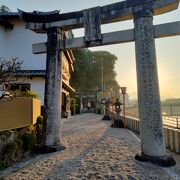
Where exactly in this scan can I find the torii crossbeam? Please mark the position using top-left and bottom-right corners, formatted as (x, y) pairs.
(19, 0), (179, 166)
(33, 21), (180, 53)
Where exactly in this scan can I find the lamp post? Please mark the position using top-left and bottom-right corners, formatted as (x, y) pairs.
(111, 88), (115, 126)
(121, 87), (127, 128)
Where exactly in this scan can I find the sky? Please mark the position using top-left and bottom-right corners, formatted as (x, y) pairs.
(1, 0), (180, 100)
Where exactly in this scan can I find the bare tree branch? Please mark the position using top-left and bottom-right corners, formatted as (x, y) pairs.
(0, 57), (23, 85)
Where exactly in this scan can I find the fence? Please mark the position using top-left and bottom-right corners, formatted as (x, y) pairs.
(124, 116), (180, 154)
(125, 111), (180, 129)
(162, 116), (180, 129)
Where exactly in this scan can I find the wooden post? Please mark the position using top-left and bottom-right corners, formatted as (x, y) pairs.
(43, 27), (62, 146)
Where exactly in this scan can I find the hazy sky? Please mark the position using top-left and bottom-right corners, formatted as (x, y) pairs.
(1, 0), (180, 99)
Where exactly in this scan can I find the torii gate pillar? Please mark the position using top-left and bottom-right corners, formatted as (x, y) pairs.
(134, 10), (175, 166)
(44, 27), (62, 146)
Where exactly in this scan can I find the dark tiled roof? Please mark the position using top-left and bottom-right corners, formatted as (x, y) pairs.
(0, 12), (19, 18)
(14, 70), (75, 92)
(14, 70), (46, 77)
(18, 10), (60, 23)
(0, 12), (19, 29)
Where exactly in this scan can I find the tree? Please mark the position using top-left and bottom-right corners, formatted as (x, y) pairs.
(0, 58), (22, 84)
(0, 57), (23, 99)
(70, 49), (120, 97)
(0, 5), (11, 12)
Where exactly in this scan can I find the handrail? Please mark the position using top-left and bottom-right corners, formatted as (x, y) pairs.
(125, 111), (180, 129)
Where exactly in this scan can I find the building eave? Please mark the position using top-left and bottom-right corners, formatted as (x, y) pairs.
(63, 50), (74, 72)
(0, 12), (19, 18)
(0, 12), (20, 29)
(14, 70), (46, 77)
(0, 16), (14, 29)
(14, 70), (75, 92)
(62, 79), (75, 93)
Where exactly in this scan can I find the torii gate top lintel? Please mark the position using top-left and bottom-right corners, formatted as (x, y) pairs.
(18, 0), (179, 32)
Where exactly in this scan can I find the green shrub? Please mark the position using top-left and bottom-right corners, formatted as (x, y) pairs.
(22, 133), (36, 151)
(27, 125), (36, 134)
(15, 139), (23, 148)
(0, 160), (10, 170)
(6, 141), (18, 156)
(37, 116), (43, 125)
(0, 130), (14, 138)
(36, 116), (44, 145)
(22, 91), (38, 98)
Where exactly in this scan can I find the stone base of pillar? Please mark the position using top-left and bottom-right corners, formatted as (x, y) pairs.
(135, 152), (176, 167)
(102, 114), (111, 120)
(35, 144), (66, 154)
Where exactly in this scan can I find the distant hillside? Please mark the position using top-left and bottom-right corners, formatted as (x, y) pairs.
(161, 98), (180, 105)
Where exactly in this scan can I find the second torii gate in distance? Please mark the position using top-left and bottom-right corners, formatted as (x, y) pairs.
(19, 0), (180, 166)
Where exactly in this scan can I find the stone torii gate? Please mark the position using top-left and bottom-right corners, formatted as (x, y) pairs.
(19, 0), (180, 166)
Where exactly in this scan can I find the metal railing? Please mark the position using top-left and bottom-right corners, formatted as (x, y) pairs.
(162, 116), (180, 129)
(125, 111), (180, 129)
(125, 112), (139, 118)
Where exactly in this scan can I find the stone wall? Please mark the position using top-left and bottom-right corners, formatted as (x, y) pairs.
(0, 131), (18, 156)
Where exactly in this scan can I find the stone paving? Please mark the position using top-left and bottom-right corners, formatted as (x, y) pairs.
(1, 113), (180, 179)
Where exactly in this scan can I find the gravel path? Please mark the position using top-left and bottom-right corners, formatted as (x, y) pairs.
(1, 113), (180, 179)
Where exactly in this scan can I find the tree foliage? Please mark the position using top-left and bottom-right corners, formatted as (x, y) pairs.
(0, 5), (11, 12)
(70, 49), (120, 97)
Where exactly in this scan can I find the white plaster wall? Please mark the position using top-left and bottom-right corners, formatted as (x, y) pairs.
(30, 78), (45, 105)
(17, 77), (45, 105)
(3, 19), (47, 70)
(0, 26), (5, 58)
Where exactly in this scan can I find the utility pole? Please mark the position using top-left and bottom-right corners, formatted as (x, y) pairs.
(101, 59), (104, 93)
(101, 59), (104, 116)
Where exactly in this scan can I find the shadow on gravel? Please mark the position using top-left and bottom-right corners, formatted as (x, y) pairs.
(45, 127), (110, 179)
